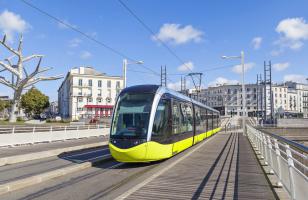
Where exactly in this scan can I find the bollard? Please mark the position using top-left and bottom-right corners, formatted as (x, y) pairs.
(32, 126), (36, 144)
(49, 126), (52, 143)
(64, 126), (67, 141)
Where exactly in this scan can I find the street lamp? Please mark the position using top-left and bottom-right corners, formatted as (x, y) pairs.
(221, 51), (246, 135)
(123, 59), (144, 88)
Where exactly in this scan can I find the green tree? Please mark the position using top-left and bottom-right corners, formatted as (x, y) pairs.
(20, 88), (50, 117)
(0, 99), (9, 112)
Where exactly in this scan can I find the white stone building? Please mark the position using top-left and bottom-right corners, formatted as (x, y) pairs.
(197, 84), (260, 117)
(285, 81), (308, 118)
(193, 81), (308, 118)
(58, 67), (123, 120)
(272, 85), (288, 113)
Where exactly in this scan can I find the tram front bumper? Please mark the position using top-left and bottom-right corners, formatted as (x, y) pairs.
(109, 142), (148, 162)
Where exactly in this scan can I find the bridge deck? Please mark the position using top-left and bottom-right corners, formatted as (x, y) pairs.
(126, 131), (276, 199)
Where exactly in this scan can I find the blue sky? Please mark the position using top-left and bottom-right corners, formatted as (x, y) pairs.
(0, 0), (308, 101)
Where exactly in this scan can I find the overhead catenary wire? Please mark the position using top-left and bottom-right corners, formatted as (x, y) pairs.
(117, 0), (201, 89)
(168, 64), (236, 76)
(19, 0), (177, 84)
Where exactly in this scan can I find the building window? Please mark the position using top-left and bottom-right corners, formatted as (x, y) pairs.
(87, 97), (93, 103)
(78, 79), (83, 86)
(98, 80), (102, 87)
(78, 88), (82, 96)
(97, 98), (102, 103)
(116, 81), (120, 88)
(78, 97), (83, 102)
(116, 89), (121, 97)
(98, 89), (102, 97)
(88, 79), (92, 87)
(107, 80), (111, 88)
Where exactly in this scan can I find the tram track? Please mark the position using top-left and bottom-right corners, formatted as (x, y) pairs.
(10, 160), (125, 200)
(1, 133), (222, 200)
(0, 146), (112, 195)
(87, 162), (161, 200)
(0, 147), (109, 175)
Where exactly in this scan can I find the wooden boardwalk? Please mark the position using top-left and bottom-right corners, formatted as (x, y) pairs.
(126, 132), (276, 199)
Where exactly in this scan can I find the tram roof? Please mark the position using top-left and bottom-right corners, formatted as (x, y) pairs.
(121, 85), (219, 114)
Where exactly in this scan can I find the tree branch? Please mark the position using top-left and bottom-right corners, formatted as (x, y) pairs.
(24, 75), (63, 88)
(0, 77), (17, 90)
(17, 35), (23, 53)
(0, 35), (20, 56)
(0, 61), (20, 76)
(22, 54), (44, 63)
(5, 55), (16, 66)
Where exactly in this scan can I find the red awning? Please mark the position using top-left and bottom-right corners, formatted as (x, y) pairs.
(84, 105), (113, 109)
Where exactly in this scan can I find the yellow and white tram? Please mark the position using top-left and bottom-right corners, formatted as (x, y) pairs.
(109, 85), (221, 162)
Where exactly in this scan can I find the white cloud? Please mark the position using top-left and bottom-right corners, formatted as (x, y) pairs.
(273, 18), (308, 54)
(153, 23), (203, 45)
(0, 10), (30, 42)
(80, 51), (92, 59)
(177, 61), (194, 72)
(208, 77), (239, 87)
(167, 80), (192, 91)
(251, 37), (262, 49)
(283, 74), (307, 83)
(58, 19), (77, 29)
(167, 81), (182, 91)
(232, 62), (255, 74)
(273, 62), (290, 71)
(69, 38), (82, 48)
(276, 18), (308, 40)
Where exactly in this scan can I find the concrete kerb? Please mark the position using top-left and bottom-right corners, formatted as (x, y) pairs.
(0, 154), (113, 195)
(0, 141), (109, 167)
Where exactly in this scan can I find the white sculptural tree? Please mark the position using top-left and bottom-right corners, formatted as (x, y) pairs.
(0, 34), (62, 122)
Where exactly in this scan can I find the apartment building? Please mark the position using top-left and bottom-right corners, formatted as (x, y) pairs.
(193, 81), (308, 118)
(197, 84), (260, 117)
(58, 67), (123, 120)
(285, 81), (308, 118)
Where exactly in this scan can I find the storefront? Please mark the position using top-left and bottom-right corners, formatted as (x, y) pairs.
(83, 105), (113, 118)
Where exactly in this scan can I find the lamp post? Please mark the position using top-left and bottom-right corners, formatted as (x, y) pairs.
(123, 59), (144, 88)
(222, 51), (246, 135)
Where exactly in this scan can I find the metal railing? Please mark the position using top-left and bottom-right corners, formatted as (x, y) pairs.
(0, 124), (109, 134)
(0, 124), (110, 147)
(247, 125), (308, 200)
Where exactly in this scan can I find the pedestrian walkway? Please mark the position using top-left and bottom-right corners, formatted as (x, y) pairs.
(126, 131), (276, 199)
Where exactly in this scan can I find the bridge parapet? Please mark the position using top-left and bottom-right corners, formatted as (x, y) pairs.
(247, 125), (308, 200)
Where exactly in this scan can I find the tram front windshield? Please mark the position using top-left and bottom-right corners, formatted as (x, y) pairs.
(111, 93), (154, 139)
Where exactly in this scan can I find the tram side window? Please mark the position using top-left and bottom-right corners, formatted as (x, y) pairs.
(152, 99), (171, 139)
(200, 107), (207, 132)
(216, 114), (220, 128)
(180, 103), (193, 133)
(172, 101), (182, 134)
(195, 106), (202, 133)
(207, 111), (213, 131)
(213, 113), (217, 129)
